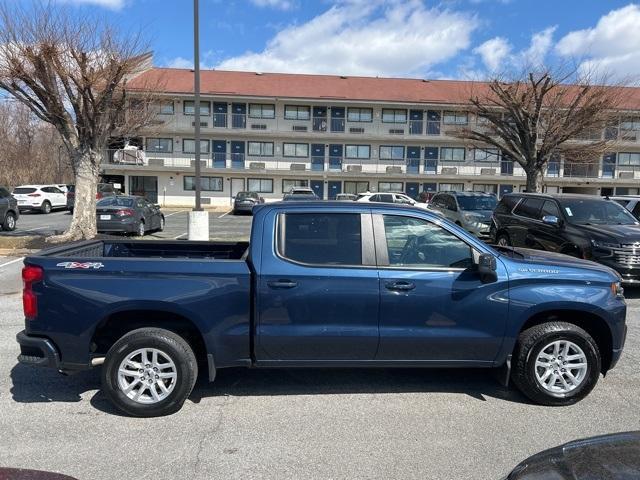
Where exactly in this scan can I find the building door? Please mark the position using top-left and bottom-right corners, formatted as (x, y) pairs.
(409, 110), (423, 135)
(212, 140), (227, 168)
(311, 144), (325, 171)
(313, 106), (327, 132)
(231, 103), (246, 129)
(424, 146), (438, 174)
(405, 182), (419, 199)
(231, 178), (244, 198)
(330, 107), (345, 132)
(310, 180), (324, 199)
(213, 102), (227, 128)
(501, 153), (514, 175)
(499, 184), (513, 198)
(230, 141), (245, 169)
(547, 153), (560, 177)
(129, 176), (158, 203)
(406, 146), (420, 174)
(329, 144), (343, 171)
(426, 110), (441, 135)
(602, 153), (616, 178)
(328, 181), (342, 199)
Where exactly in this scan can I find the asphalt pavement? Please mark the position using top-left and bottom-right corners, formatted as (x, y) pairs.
(0, 250), (638, 479)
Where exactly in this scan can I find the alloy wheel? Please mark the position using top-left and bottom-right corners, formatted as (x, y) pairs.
(534, 340), (588, 396)
(117, 348), (177, 404)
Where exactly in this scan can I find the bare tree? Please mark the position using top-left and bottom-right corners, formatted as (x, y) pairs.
(453, 67), (626, 192)
(0, 2), (159, 241)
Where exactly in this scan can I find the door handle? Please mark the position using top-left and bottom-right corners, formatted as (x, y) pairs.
(385, 281), (416, 291)
(267, 280), (298, 289)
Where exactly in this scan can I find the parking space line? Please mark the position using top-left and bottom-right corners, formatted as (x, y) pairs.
(19, 226), (50, 233)
(164, 211), (185, 217)
(218, 210), (233, 218)
(173, 232), (187, 239)
(0, 257), (24, 268)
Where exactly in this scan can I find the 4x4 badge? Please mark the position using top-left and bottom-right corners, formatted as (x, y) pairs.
(56, 262), (105, 269)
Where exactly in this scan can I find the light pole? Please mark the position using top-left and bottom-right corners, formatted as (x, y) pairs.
(188, 0), (209, 240)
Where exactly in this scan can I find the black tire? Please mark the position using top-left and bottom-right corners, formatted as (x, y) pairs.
(101, 328), (198, 417)
(158, 215), (165, 232)
(136, 220), (145, 237)
(2, 212), (17, 231)
(40, 201), (51, 214)
(512, 322), (601, 406)
(496, 232), (511, 247)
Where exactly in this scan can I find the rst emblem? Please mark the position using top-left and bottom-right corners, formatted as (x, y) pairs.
(56, 262), (105, 270)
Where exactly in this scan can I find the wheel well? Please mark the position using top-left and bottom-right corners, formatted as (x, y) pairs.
(519, 310), (613, 372)
(91, 310), (208, 367)
(559, 244), (581, 256)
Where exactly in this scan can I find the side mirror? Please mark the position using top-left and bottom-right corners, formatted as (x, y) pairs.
(542, 215), (560, 227)
(477, 253), (497, 283)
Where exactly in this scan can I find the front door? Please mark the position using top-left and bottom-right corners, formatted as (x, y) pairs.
(329, 144), (343, 171)
(405, 182), (419, 199)
(407, 146), (420, 174)
(328, 181), (342, 199)
(424, 146), (438, 174)
(311, 144), (325, 171)
(312, 106), (327, 132)
(602, 153), (616, 179)
(310, 180), (324, 199)
(256, 210), (379, 361)
(213, 102), (227, 128)
(230, 141), (245, 169)
(231, 103), (246, 129)
(212, 140), (227, 168)
(501, 154), (514, 175)
(373, 212), (508, 362)
(499, 184), (513, 199)
(231, 178), (244, 199)
(409, 110), (423, 135)
(330, 107), (345, 132)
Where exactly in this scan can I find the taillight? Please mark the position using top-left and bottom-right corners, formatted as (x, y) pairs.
(28, 193), (41, 197)
(115, 208), (135, 217)
(96, 192), (103, 199)
(22, 265), (43, 320)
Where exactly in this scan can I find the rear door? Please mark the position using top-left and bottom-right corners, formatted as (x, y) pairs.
(256, 209), (379, 361)
(511, 197), (544, 247)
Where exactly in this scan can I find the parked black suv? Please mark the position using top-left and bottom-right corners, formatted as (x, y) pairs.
(491, 193), (640, 284)
(0, 186), (19, 231)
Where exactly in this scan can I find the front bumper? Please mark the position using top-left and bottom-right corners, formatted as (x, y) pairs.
(16, 331), (61, 369)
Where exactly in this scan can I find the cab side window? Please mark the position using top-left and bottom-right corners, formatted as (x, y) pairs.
(382, 215), (473, 268)
(540, 200), (561, 219)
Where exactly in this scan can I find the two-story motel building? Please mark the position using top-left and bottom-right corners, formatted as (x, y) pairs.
(102, 68), (640, 206)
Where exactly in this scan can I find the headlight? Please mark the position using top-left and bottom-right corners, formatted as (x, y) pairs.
(463, 213), (480, 223)
(611, 282), (624, 298)
(591, 240), (619, 249)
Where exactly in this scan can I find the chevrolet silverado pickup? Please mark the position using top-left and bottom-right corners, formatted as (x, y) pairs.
(17, 202), (627, 417)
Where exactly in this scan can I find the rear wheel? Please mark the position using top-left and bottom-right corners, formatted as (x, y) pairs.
(101, 328), (198, 417)
(496, 233), (511, 247)
(512, 322), (601, 406)
(137, 220), (145, 237)
(40, 201), (51, 214)
(2, 212), (16, 231)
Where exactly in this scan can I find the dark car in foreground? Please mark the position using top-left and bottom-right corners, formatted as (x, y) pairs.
(504, 431), (640, 479)
(0, 186), (19, 231)
(491, 193), (640, 284)
(16, 202), (627, 416)
(232, 191), (263, 215)
(96, 195), (164, 236)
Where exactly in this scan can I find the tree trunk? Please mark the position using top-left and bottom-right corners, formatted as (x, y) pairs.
(47, 150), (100, 243)
(524, 168), (544, 193)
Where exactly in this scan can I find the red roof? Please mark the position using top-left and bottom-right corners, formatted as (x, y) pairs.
(128, 67), (640, 110)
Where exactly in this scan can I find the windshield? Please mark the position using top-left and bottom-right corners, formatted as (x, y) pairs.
(560, 198), (638, 225)
(97, 197), (135, 207)
(457, 195), (497, 211)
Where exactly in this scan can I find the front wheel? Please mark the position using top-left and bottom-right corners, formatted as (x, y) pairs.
(158, 216), (165, 232)
(2, 212), (16, 231)
(511, 322), (601, 406)
(101, 328), (198, 417)
(496, 233), (511, 247)
(40, 201), (51, 214)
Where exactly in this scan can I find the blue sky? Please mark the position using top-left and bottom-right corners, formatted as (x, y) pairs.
(32, 0), (640, 79)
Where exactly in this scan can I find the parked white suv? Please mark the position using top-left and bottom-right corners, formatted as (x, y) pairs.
(12, 185), (68, 214)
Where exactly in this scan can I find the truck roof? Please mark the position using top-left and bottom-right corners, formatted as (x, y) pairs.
(256, 200), (433, 211)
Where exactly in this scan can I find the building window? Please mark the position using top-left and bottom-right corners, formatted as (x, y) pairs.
(145, 138), (173, 153)
(344, 181), (369, 194)
(284, 105), (311, 121)
(618, 152), (640, 166)
(345, 145), (371, 159)
(248, 141), (274, 156)
(379, 146), (405, 160)
(282, 179), (309, 193)
(472, 184), (498, 194)
(439, 183), (464, 191)
(182, 139), (210, 154)
(382, 109), (407, 123)
(440, 147), (466, 161)
(347, 108), (373, 122)
(158, 101), (174, 115)
(443, 111), (468, 125)
(473, 148), (499, 162)
(183, 100), (211, 116)
(183, 176), (223, 191)
(283, 143), (309, 158)
(247, 178), (274, 193)
(378, 181), (403, 192)
(616, 187), (640, 195)
(620, 117), (640, 140)
(248, 104), (275, 119)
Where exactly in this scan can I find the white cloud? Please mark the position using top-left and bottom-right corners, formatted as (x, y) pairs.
(473, 37), (511, 71)
(250, 0), (296, 10)
(556, 4), (640, 79)
(60, 0), (125, 9)
(522, 26), (556, 66)
(215, 0), (479, 77)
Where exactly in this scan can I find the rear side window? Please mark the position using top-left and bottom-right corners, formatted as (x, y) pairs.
(13, 187), (37, 194)
(540, 200), (561, 219)
(494, 195), (520, 214)
(514, 198), (544, 219)
(632, 203), (640, 218)
(279, 213), (362, 266)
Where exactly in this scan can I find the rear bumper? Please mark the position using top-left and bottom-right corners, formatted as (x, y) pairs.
(97, 218), (137, 233)
(16, 331), (61, 369)
(233, 203), (255, 213)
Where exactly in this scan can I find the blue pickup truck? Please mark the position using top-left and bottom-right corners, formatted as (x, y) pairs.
(17, 202), (627, 417)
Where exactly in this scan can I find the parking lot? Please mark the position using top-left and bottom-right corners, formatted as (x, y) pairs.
(0, 219), (639, 479)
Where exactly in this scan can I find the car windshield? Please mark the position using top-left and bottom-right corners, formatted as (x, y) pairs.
(97, 197), (135, 207)
(12, 187), (37, 194)
(456, 195), (497, 211)
(560, 198), (638, 225)
(236, 192), (258, 200)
